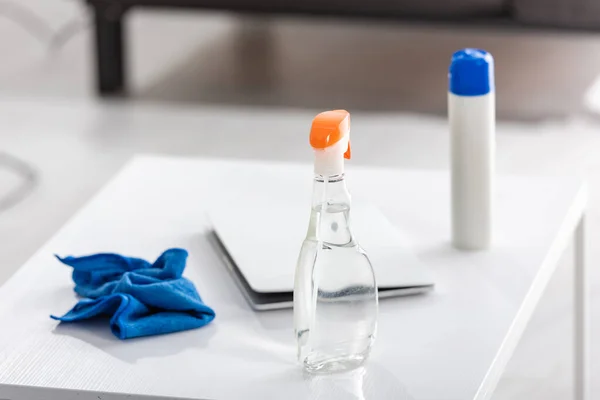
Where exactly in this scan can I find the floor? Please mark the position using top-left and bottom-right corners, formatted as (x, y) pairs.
(2, 1), (600, 399)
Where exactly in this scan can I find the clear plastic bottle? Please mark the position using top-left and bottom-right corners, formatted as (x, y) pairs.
(294, 110), (378, 373)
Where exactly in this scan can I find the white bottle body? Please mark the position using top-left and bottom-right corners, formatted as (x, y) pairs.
(449, 92), (495, 250)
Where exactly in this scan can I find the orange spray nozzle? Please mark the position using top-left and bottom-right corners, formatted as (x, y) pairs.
(309, 110), (351, 160)
(344, 142), (351, 160)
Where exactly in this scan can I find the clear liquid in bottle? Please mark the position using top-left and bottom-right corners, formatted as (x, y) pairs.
(294, 175), (378, 373)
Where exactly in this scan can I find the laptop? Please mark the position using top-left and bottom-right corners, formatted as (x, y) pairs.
(208, 201), (434, 311)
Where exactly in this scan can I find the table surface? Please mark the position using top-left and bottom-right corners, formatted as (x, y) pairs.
(0, 155), (587, 400)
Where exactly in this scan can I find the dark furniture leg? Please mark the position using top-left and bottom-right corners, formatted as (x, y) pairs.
(92, 3), (126, 95)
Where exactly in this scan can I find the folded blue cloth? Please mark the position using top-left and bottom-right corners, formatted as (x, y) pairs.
(51, 248), (215, 339)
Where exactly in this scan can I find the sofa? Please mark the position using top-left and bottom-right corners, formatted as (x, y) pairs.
(87, 0), (600, 95)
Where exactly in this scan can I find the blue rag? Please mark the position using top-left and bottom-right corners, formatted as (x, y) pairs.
(51, 248), (216, 339)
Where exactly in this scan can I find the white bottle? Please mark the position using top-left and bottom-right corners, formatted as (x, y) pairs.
(449, 49), (495, 251)
(294, 110), (378, 373)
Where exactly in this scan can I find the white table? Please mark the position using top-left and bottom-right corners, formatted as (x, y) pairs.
(0, 155), (589, 400)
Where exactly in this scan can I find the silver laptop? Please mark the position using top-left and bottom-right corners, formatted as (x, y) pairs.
(208, 201), (434, 311)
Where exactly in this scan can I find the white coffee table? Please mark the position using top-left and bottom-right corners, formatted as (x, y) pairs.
(0, 155), (589, 400)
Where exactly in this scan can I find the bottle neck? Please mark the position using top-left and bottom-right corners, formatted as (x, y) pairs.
(308, 173), (354, 245)
(311, 174), (351, 210)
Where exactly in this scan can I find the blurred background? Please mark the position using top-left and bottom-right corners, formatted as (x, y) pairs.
(2, 0), (600, 398)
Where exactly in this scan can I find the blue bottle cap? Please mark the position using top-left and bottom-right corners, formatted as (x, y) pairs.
(449, 48), (494, 96)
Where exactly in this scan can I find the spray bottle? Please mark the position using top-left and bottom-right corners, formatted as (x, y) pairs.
(293, 110), (378, 373)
